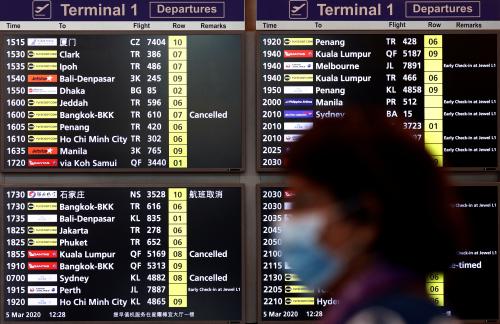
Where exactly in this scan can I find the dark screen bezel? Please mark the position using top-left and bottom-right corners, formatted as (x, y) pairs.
(255, 31), (500, 173)
(0, 183), (246, 324)
(0, 31), (246, 173)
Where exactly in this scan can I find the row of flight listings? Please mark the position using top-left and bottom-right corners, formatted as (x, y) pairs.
(1, 185), (499, 322)
(1, 32), (498, 171)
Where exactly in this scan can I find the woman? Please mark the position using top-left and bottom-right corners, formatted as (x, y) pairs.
(280, 109), (466, 324)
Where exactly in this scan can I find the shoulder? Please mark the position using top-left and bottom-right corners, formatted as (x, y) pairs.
(345, 307), (462, 324)
(343, 294), (462, 324)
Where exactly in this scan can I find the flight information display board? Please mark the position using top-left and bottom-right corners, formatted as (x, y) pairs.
(258, 186), (337, 321)
(2, 185), (243, 321)
(259, 185), (500, 321)
(1, 34), (243, 172)
(258, 33), (498, 171)
(433, 185), (499, 320)
(256, 0), (500, 30)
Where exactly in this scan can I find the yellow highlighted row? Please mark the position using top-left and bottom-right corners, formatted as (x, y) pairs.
(425, 132), (443, 144)
(169, 121), (187, 132)
(168, 201), (186, 212)
(169, 295), (187, 307)
(169, 260), (187, 271)
(424, 35), (442, 48)
(168, 213), (186, 224)
(168, 185), (187, 307)
(168, 236), (187, 248)
(169, 133), (187, 144)
(424, 120), (443, 132)
(170, 158), (187, 169)
(424, 35), (443, 167)
(425, 143), (443, 157)
(427, 272), (444, 307)
(424, 60), (442, 72)
(169, 36), (188, 169)
(168, 189), (186, 201)
(424, 72), (442, 84)
(424, 48), (442, 60)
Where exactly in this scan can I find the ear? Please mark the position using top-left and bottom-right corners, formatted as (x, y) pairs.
(353, 223), (379, 251)
(350, 193), (383, 224)
(351, 194), (382, 250)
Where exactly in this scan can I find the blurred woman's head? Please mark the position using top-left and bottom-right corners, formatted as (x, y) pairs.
(282, 108), (465, 291)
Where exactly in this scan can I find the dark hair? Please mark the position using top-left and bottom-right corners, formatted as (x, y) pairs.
(286, 108), (466, 276)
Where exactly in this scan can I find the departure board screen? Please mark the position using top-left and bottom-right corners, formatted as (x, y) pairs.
(259, 185), (500, 321)
(1, 34), (243, 171)
(2, 186), (243, 321)
(258, 34), (498, 170)
(432, 185), (499, 320)
(259, 186), (337, 321)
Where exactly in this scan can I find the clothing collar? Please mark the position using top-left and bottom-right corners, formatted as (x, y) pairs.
(322, 261), (420, 324)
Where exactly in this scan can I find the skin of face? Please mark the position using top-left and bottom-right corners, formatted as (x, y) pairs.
(288, 175), (379, 291)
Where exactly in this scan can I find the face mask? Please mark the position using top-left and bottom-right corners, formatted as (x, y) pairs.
(279, 213), (345, 289)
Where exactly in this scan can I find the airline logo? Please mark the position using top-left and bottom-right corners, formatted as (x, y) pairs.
(28, 159), (58, 167)
(284, 189), (295, 198)
(28, 111), (58, 119)
(284, 74), (314, 82)
(284, 134), (302, 143)
(284, 202), (293, 210)
(28, 286), (57, 294)
(28, 274), (57, 282)
(27, 298), (58, 306)
(284, 297), (315, 306)
(28, 250), (58, 258)
(28, 50), (58, 59)
(284, 50), (314, 58)
(284, 98), (313, 106)
(284, 62), (313, 70)
(27, 226), (58, 235)
(28, 123), (58, 131)
(28, 38), (58, 46)
(283, 38), (314, 46)
(283, 86), (313, 94)
(284, 273), (300, 282)
(28, 75), (58, 83)
(28, 147), (58, 155)
(28, 262), (58, 270)
(28, 62), (58, 71)
(284, 122), (313, 131)
(28, 202), (58, 211)
(284, 285), (314, 294)
(28, 98), (57, 107)
(27, 214), (57, 222)
(28, 135), (58, 143)
(284, 110), (313, 119)
(28, 87), (58, 95)
(28, 238), (58, 247)
(28, 190), (57, 199)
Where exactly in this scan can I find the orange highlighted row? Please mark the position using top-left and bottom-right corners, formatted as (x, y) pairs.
(28, 147), (58, 155)
(28, 74), (58, 83)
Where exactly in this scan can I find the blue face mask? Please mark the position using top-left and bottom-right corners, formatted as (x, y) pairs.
(279, 214), (344, 289)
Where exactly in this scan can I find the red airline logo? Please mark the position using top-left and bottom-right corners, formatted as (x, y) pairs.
(28, 250), (58, 258)
(28, 262), (58, 270)
(284, 190), (295, 198)
(28, 147), (58, 155)
(284, 50), (314, 58)
(28, 159), (58, 167)
(28, 75), (58, 83)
